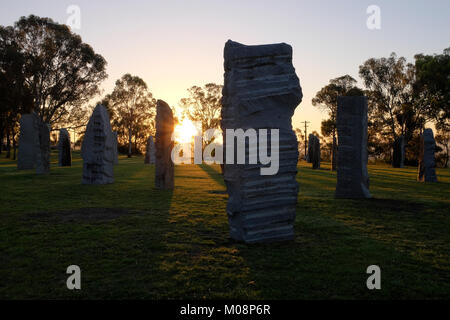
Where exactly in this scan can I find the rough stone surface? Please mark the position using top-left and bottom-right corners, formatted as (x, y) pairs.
(310, 134), (320, 169)
(17, 113), (50, 174)
(35, 121), (50, 175)
(155, 100), (174, 189)
(112, 131), (119, 165)
(221, 40), (303, 243)
(81, 105), (114, 184)
(306, 134), (314, 163)
(17, 113), (40, 170)
(335, 96), (371, 199)
(392, 135), (405, 168)
(417, 128), (438, 182)
(58, 128), (72, 167)
(145, 136), (156, 164)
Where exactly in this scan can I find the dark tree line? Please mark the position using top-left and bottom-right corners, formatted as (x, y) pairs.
(100, 74), (156, 157)
(0, 15), (107, 158)
(312, 48), (450, 167)
(1, 17), (220, 159)
(0, 16), (159, 159)
(1, 16), (448, 167)
(179, 83), (223, 133)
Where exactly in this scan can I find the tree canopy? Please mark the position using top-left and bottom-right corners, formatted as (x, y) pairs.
(8, 15), (107, 125)
(312, 75), (362, 170)
(104, 74), (156, 157)
(358, 53), (422, 142)
(414, 48), (450, 130)
(312, 75), (359, 118)
(179, 83), (223, 133)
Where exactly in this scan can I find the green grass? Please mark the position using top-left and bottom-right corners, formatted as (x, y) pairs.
(0, 151), (449, 299)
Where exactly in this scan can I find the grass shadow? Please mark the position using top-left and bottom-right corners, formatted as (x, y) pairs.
(198, 164), (225, 188)
(0, 154), (174, 299)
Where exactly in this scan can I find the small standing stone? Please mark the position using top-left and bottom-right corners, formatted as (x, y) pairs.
(58, 128), (72, 167)
(81, 105), (115, 184)
(35, 121), (50, 175)
(311, 135), (320, 169)
(335, 96), (371, 199)
(17, 113), (40, 170)
(145, 136), (156, 165)
(417, 128), (438, 182)
(155, 100), (174, 189)
(393, 135), (405, 168)
(306, 134), (314, 163)
(17, 113), (50, 174)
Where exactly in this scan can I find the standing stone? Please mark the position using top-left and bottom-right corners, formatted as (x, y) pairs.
(58, 128), (72, 167)
(392, 135), (405, 168)
(155, 100), (174, 189)
(221, 40), (303, 243)
(17, 113), (50, 174)
(306, 134), (314, 163)
(112, 131), (119, 165)
(335, 96), (371, 199)
(417, 128), (438, 182)
(36, 121), (50, 174)
(311, 135), (320, 169)
(81, 105), (114, 184)
(17, 113), (40, 170)
(331, 135), (337, 171)
(144, 136), (156, 165)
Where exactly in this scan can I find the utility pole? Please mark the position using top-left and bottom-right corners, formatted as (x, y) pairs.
(301, 121), (310, 160)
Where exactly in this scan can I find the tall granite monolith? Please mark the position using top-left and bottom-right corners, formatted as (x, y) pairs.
(417, 128), (438, 182)
(17, 113), (50, 174)
(145, 136), (156, 165)
(221, 40), (303, 243)
(36, 121), (50, 174)
(307, 133), (314, 163)
(81, 105), (114, 184)
(335, 96), (371, 198)
(311, 135), (320, 169)
(393, 135), (405, 168)
(17, 113), (40, 170)
(155, 100), (174, 189)
(58, 128), (72, 167)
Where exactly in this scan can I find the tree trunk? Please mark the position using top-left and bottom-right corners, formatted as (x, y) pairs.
(445, 145), (449, 168)
(12, 127), (17, 160)
(331, 129), (337, 171)
(0, 124), (3, 154)
(128, 127), (132, 158)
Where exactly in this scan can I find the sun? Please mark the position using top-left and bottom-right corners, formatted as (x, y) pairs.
(174, 118), (199, 144)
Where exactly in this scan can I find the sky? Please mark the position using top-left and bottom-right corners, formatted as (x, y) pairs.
(1, 0), (449, 134)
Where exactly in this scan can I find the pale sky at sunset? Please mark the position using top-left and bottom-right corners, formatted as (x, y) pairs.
(1, 0), (449, 134)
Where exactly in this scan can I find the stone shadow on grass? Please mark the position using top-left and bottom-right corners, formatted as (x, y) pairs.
(26, 207), (145, 223)
(236, 207), (450, 299)
(10, 183), (175, 298)
(198, 164), (225, 188)
(335, 197), (426, 215)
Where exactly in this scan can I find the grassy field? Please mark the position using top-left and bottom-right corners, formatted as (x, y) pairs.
(0, 151), (449, 299)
